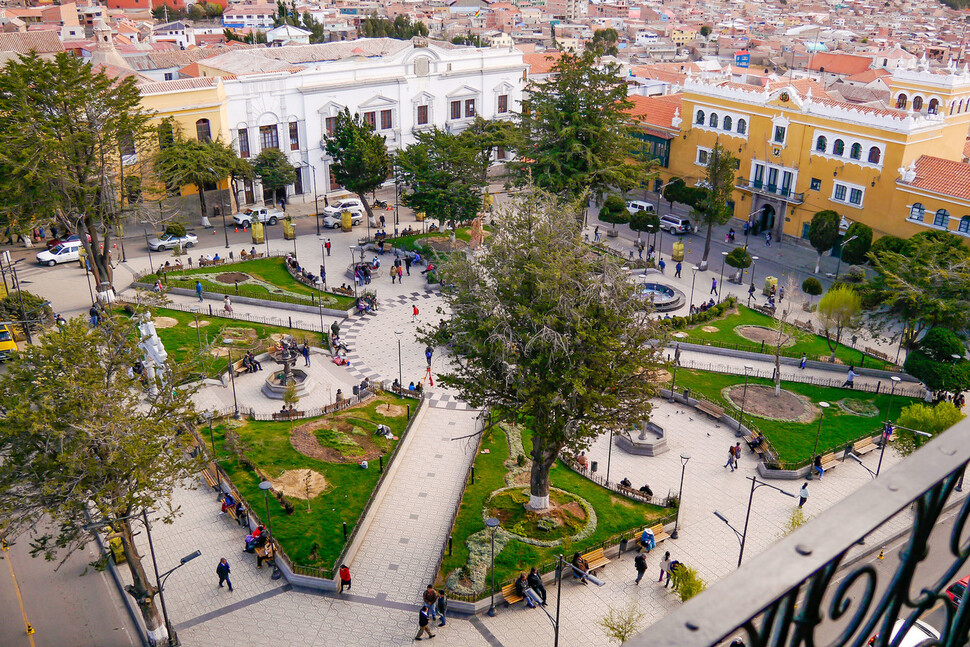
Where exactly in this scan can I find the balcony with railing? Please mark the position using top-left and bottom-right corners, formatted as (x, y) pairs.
(628, 417), (970, 647)
(736, 178), (804, 204)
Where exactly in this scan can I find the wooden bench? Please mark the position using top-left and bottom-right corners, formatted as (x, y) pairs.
(743, 434), (769, 457)
(853, 436), (879, 456)
(501, 582), (524, 606)
(201, 465), (219, 491)
(649, 523), (671, 543)
(813, 452), (839, 478)
(754, 304), (776, 316)
(199, 258), (226, 267)
(272, 410), (304, 421)
(231, 358), (248, 377)
(334, 287), (355, 296)
(240, 252), (265, 260)
(581, 547), (611, 574)
(695, 399), (725, 420)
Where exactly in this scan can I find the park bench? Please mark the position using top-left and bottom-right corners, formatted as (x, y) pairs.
(231, 358), (249, 377)
(754, 304), (776, 316)
(813, 452), (839, 478)
(853, 436), (879, 456)
(272, 409), (304, 421)
(743, 434), (769, 457)
(219, 483), (240, 522)
(199, 258), (225, 267)
(649, 523), (671, 543)
(501, 582), (524, 606)
(201, 463), (219, 491)
(867, 349), (892, 363)
(695, 399), (725, 421)
(334, 286), (355, 296)
(581, 547), (611, 574)
(239, 251), (265, 260)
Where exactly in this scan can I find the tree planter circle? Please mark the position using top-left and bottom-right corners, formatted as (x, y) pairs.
(484, 486), (596, 546)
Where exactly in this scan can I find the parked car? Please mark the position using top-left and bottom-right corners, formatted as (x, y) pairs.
(147, 232), (198, 251)
(869, 619), (940, 647)
(626, 200), (656, 215)
(659, 214), (693, 234)
(323, 212), (364, 229)
(46, 232), (91, 250)
(323, 198), (365, 217)
(36, 240), (82, 266)
(947, 575), (969, 607)
(232, 207), (283, 227)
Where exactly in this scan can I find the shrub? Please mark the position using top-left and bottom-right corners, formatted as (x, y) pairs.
(842, 266), (866, 283)
(671, 564), (706, 602)
(629, 210), (659, 237)
(840, 222), (873, 265)
(802, 277), (823, 297)
(165, 222), (187, 237)
(598, 196), (630, 228)
(894, 401), (964, 457)
(869, 234), (906, 260)
(724, 247), (752, 269)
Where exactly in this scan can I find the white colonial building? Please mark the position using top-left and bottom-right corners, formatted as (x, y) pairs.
(195, 37), (525, 207)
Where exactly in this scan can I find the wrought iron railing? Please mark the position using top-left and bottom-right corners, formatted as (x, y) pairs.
(736, 178), (805, 203)
(628, 416), (970, 647)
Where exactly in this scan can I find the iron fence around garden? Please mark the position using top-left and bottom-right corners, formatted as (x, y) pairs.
(674, 358), (926, 399)
(673, 335), (900, 370)
(116, 293), (327, 334)
(561, 457), (674, 507)
(132, 250), (287, 282)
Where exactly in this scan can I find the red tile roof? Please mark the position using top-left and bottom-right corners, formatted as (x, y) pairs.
(625, 93), (682, 135)
(903, 156), (970, 201)
(523, 51), (561, 76)
(845, 68), (891, 84)
(807, 52), (873, 76)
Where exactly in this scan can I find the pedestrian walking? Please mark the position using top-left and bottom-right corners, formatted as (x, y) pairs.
(843, 366), (857, 389)
(223, 295), (232, 314)
(301, 343), (310, 367)
(380, 214), (386, 228)
(659, 551), (672, 586)
(325, 239), (331, 256)
(423, 585), (439, 620)
(724, 445), (737, 471)
(397, 265), (404, 282)
(405, 256), (412, 275)
(338, 564), (351, 593)
(765, 231), (771, 246)
(436, 590), (448, 626)
(799, 482), (809, 508)
(412, 305), (419, 323)
(733, 442), (742, 469)
(216, 557), (232, 591)
(799, 354), (807, 370)
(425, 345), (433, 367)
(414, 605), (434, 641)
(594, 226), (600, 242)
(196, 281), (204, 302)
(659, 258), (666, 274)
(711, 277), (718, 296)
(634, 552), (648, 585)
(675, 261), (682, 278)
(527, 567), (547, 605)
(391, 267), (397, 284)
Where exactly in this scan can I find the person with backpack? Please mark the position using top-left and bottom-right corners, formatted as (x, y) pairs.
(724, 445), (737, 472)
(339, 564), (352, 593)
(634, 552), (648, 585)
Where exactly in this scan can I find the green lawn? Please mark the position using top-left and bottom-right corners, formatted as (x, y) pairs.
(382, 227), (478, 253)
(123, 306), (322, 379)
(155, 257), (354, 309)
(670, 370), (919, 466)
(678, 304), (891, 369)
(209, 394), (412, 574)
(439, 424), (670, 597)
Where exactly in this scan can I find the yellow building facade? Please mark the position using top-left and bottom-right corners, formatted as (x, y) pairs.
(663, 67), (970, 243)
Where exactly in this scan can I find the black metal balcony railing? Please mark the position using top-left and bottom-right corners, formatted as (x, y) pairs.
(737, 178), (805, 204)
(629, 417), (970, 647)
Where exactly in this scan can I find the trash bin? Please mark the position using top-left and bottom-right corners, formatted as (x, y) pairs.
(619, 538), (629, 554)
(251, 222), (264, 244)
(341, 211), (353, 232)
(683, 388), (690, 401)
(415, 211), (426, 222)
(283, 220), (296, 240)
(591, 461), (598, 472)
(671, 240), (685, 262)
(763, 276), (777, 296)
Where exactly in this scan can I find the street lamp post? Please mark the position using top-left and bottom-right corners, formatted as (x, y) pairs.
(486, 517), (500, 616)
(743, 207), (764, 250)
(227, 349), (241, 419)
(308, 162), (320, 236)
(748, 255), (760, 307)
(834, 234), (859, 280)
(605, 427), (614, 486)
(718, 251), (728, 304)
(738, 364), (754, 434)
(190, 306), (202, 351)
(259, 481), (274, 536)
(688, 265), (700, 315)
(876, 376), (901, 477)
(812, 401), (831, 461)
(715, 476), (797, 568)
(315, 278), (325, 339)
(207, 413), (221, 495)
(671, 453), (691, 539)
(395, 330), (404, 388)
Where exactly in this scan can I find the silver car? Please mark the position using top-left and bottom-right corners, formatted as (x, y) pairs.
(147, 233), (199, 251)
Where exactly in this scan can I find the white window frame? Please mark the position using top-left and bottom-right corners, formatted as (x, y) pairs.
(831, 180), (865, 209)
(696, 146), (711, 166)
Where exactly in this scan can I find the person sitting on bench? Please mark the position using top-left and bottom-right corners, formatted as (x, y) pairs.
(570, 553), (590, 584)
(620, 477), (633, 488)
(242, 354), (254, 373)
(639, 484), (653, 497)
(247, 351), (262, 371)
(220, 493), (235, 515)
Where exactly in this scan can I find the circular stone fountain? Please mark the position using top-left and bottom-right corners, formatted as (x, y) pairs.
(261, 346), (316, 399)
(636, 281), (685, 312)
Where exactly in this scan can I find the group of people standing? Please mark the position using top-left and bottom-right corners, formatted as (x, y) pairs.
(415, 585), (449, 640)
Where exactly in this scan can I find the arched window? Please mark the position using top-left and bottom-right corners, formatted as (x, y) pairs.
(910, 203), (925, 221)
(912, 96), (924, 111)
(696, 110), (705, 125)
(951, 101), (956, 116)
(815, 136), (827, 152)
(196, 118), (211, 142)
(960, 99), (965, 113)
(850, 143), (862, 160)
(935, 209), (950, 227)
(960, 216), (970, 233)
(929, 98), (939, 114)
(709, 113), (719, 128)
(867, 147), (881, 164)
(833, 139), (845, 156)
(723, 116), (732, 131)
(737, 118), (747, 134)
(896, 93), (907, 109)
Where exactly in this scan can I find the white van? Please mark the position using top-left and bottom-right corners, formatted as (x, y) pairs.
(626, 200), (656, 215)
(36, 240), (81, 266)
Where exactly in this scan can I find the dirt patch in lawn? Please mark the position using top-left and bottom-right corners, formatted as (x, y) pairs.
(735, 325), (795, 347)
(376, 403), (407, 417)
(153, 316), (179, 329)
(221, 327), (258, 344)
(652, 369), (672, 382)
(722, 384), (818, 422)
(215, 272), (250, 284)
(188, 320), (210, 328)
(270, 469), (328, 499)
(701, 326), (719, 333)
(672, 332), (689, 339)
(421, 236), (468, 252)
(290, 417), (388, 463)
(209, 347), (230, 357)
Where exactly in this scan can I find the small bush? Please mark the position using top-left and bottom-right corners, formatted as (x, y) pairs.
(516, 453), (527, 467)
(869, 235), (907, 259)
(671, 564), (706, 602)
(801, 277), (822, 297)
(165, 222), (187, 237)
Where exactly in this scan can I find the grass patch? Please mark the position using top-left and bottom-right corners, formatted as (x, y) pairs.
(488, 488), (588, 541)
(120, 305), (321, 379)
(210, 393), (412, 572)
(383, 227), (478, 253)
(439, 424), (669, 594)
(670, 370), (919, 465)
(155, 257), (354, 309)
(679, 304), (890, 369)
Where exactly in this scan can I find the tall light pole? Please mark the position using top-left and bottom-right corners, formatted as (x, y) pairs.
(671, 453), (691, 539)
(744, 207), (764, 250)
(227, 349), (241, 419)
(718, 250), (728, 304)
(486, 517), (500, 616)
(190, 305), (202, 351)
(308, 162), (320, 236)
(320, 243), (327, 289)
(688, 265), (700, 315)
(714, 476), (797, 568)
(259, 480), (274, 536)
(396, 330), (404, 388)
(605, 427), (615, 486)
(315, 278), (325, 340)
(812, 401), (830, 460)
(834, 234), (859, 280)
(748, 255), (760, 307)
(875, 376), (901, 477)
(738, 364), (754, 434)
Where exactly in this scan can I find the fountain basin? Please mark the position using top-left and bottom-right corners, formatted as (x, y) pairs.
(261, 368), (316, 399)
(636, 281), (685, 312)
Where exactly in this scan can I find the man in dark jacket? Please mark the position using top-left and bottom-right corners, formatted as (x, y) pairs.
(436, 590), (448, 627)
(515, 573), (536, 608)
(527, 567), (547, 605)
(216, 558), (232, 592)
(414, 605), (434, 641)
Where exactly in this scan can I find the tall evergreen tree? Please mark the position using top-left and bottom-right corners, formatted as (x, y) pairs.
(693, 142), (738, 270)
(253, 149), (296, 205)
(324, 108), (391, 226)
(153, 124), (239, 222)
